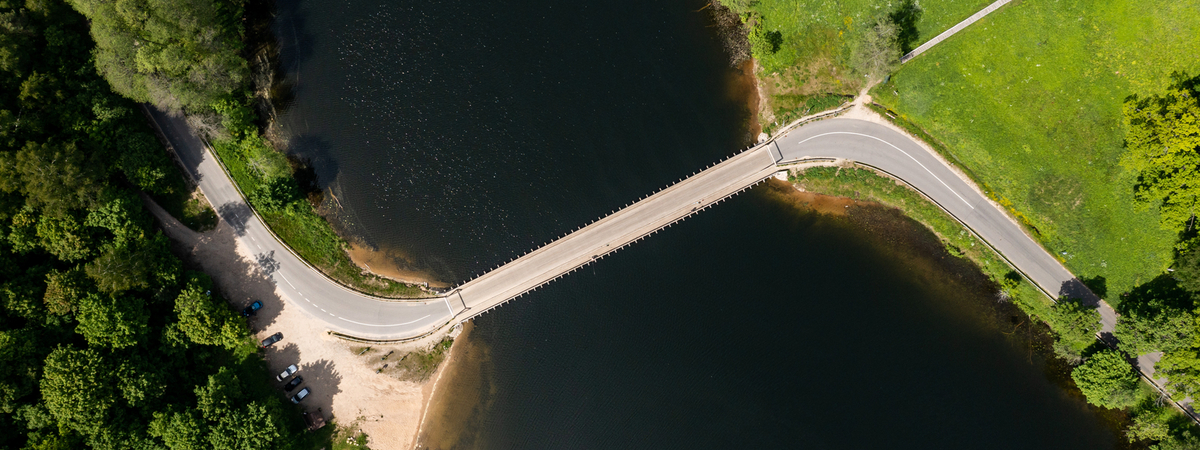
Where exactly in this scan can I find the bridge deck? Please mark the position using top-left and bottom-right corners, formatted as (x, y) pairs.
(451, 143), (779, 320)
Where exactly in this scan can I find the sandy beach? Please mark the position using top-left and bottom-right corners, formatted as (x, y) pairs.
(143, 193), (457, 450)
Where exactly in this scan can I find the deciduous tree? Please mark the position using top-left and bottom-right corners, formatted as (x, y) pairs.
(67, 0), (249, 112)
(1071, 349), (1140, 409)
(40, 346), (114, 435)
(1114, 275), (1196, 356)
(1122, 75), (1200, 232)
(74, 293), (148, 349)
(1047, 296), (1102, 363)
(850, 16), (900, 85)
(174, 274), (245, 349)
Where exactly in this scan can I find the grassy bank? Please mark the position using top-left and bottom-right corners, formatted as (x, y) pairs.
(793, 166), (1200, 441)
(299, 422), (371, 450)
(790, 166), (1054, 329)
(354, 337), (454, 382)
(721, 0), (993, 132)
(869, 0), (1200, 300)
(206, 112), (427, 298)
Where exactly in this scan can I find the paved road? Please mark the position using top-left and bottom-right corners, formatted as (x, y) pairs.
(776, 118), (1115, 330)
(147, 108), (778, 340)
(148, 107), (1108, 342)
(148, 110), (456, 340)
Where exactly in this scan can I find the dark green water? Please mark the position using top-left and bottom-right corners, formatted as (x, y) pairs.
(271, 0), (1124, 447)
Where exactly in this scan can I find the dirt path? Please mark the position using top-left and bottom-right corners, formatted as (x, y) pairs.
(142, 195), (431, 449)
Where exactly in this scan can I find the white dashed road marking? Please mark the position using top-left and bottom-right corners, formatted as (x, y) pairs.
(339, 315), (432, 327)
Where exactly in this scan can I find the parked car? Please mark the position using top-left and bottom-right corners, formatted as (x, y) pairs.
(242, 301), (262, 317)
(276, 364), (298, 381)
(290, 387), (310, 404)
(259, 332), (283, 348)
(283, 375), (303, 392)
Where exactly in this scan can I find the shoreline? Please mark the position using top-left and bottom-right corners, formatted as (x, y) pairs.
(347, 243), (453, 289)
(410, 323), (470, 449)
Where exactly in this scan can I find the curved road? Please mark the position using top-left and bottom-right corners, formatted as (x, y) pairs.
(148, 109), (1108, 342)
(777, 118), (1111, 328)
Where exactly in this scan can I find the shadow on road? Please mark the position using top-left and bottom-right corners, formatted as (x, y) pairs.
(257, 250), (282, 276)
(143, 194), (285, 332)
(217, 202), (253, 237)
(1058, 278), (1102, 308)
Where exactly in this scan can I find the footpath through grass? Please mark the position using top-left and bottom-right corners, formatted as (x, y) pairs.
(870, 0), (1200, 301)
(722, 0), (993, 132)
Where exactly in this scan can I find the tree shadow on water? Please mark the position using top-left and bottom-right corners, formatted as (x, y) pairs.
(889, 0), (923, 54)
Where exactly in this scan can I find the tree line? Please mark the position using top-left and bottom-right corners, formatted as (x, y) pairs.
(0, 0), (309, 448)
(1028, 73), (1200, 449)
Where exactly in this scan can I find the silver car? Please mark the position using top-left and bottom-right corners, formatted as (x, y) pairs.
(276, 364), (298, 381)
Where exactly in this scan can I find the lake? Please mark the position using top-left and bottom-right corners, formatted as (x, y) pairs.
(270, 0), (1126, 447)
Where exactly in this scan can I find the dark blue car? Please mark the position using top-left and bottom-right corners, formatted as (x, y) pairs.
(242, 301), (262, 317)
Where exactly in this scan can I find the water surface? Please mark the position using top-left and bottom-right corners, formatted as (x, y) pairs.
(270, 0), (1125, 447)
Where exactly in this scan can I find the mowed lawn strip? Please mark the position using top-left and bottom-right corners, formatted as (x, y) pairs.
(870, 0), (1200, 300)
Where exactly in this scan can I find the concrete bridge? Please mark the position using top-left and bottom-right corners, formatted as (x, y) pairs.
(149, 108), (1101, 344)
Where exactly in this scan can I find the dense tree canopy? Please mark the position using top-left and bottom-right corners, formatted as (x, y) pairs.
(849, 16), (900, 85)
(66, 0), (249, 112)
(1114, 275), (1196, 356)
(1122, 75), (1200, 232)
(0, 1), (303, 447)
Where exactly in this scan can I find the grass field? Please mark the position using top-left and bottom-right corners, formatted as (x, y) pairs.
(869, 0), (1200, 300)
(722, 0), (993, 131)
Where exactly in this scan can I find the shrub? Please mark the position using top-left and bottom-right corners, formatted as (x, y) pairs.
(1071, 349), (1140, 410)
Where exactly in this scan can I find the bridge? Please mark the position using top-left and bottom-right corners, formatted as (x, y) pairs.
(148, 108), (1103, 343)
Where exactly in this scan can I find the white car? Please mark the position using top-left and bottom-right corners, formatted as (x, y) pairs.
(276, 364), (298, 381)
(290, 387), (310, 404)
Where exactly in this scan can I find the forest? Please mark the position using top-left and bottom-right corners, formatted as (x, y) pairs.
(0, 0), (309, 448)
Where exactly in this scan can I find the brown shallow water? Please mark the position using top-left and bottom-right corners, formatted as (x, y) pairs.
(347, 243), (452, 288)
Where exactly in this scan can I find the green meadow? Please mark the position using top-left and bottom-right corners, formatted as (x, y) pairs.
(723, 0), (993, 131)
(870, 0), (1200, 300)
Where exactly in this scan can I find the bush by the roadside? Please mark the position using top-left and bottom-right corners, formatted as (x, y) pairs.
(1046, 297), (1102, 364)
(1071, 349), (1140, 410)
